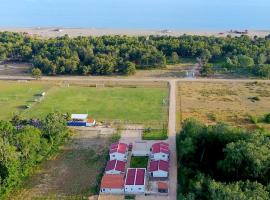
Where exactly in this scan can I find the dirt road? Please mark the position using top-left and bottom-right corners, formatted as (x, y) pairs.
(168, 80), (177, 200)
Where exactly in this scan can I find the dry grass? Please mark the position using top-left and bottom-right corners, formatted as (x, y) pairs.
(178, 81), (270, 130)
(9, 130), (110, 200)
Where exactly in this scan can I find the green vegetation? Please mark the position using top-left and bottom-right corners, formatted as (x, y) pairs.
(31, 68), (42, 79)
(1, 32), (270, 77)
(0, 113), (70, 199)
(177, 119), (270, 200)
(0, 82), (168, 127)
(142, 128), (168, 140)
(130, 156), (148, 168)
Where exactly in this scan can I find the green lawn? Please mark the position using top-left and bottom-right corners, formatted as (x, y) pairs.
(130, 156), (148, 168)
(0, 81), (168, 126)
(0, 81), (51, 120)
(142, 129), (168, 140)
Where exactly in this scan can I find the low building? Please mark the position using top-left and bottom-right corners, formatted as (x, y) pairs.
(110, 142), (128, 161)
(71, 114), (88, 122)
(86, 118), (96, 127)
(124, 168), (146, 194)
(150, 142), (170, 161)
(131, 141), (150, 156)
(105, 159), (126, 174)
(100, 174), (125, 194)
(157, 182), (168, 194)
(149, 160), (169, 178)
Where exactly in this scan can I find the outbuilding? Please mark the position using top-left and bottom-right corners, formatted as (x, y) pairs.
(124, 168), (146, 194)
(150, 142), (170, 161)
(71, 114), (88, 122)
(109, 142), (128, 162)
(157, 182), (168, 194)
(149, 160), (169, 178)
(131, 141), (150, 156)
(100, 174), (125, 194)
(105, 159), (126, 174)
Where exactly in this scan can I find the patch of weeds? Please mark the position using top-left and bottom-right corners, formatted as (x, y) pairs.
(125, 195), (136, 200)
(130, 156), (148, 168)
(142, 128), (168, 140)
(206, 113), (217, 121)
(248, 96), (260, 102)
(200, 88), (237, 97)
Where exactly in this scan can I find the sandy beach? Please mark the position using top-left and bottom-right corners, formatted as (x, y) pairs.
(0, 27), (270, 38)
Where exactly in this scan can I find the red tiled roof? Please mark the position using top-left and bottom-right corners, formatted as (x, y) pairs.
(149, 160), (169, 172)
(151, 142), (169, 154)
(125, 168), (145, 186)
(105, 159), (126, 173)
(100, 174), (125, 189)
(110, 142), (128, 154)
(157, 182), (168, 190)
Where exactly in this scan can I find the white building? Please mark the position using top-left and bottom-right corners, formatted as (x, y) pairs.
(149, 160), (169, 178)
(132, 141), (150, 156)
(71, 114), (88, 122)
(105, 159), (126, 175)
(124, 168), (146, 194)
(100, 174), (125, 194)
(109, 142), (128, 161)
(150, 142), (170, 161)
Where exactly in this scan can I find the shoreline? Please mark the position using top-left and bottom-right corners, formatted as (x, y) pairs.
(1, 27), (270, 38)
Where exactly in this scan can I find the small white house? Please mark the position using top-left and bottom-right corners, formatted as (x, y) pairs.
(132, 141), (150, 156)
(100, 174), (125, 194)
(86, 118), (96, 127)
(71, 114), (88, 122)
(149, 160), (169, 178)
(124, 168), (146, 194)
(150, 142), (170, 161)
(109, 142), (128, 161)
(105, 159), (126, 175)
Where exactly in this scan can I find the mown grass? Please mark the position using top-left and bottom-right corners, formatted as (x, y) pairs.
(0, 81), (168, 126)
(130, 156), (148, 168)
(142, 129), (168, 140)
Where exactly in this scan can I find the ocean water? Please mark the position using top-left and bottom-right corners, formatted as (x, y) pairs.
(0, 0), (269, 29)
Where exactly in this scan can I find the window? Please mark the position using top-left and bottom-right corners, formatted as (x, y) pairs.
(162, 155), (165, 157)
(112, 155), (115, 157)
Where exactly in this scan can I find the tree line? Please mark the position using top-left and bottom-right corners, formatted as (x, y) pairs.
(0, 113), (70, 199)
(0, 32), (270, 77)
(177, 119), (270, 200)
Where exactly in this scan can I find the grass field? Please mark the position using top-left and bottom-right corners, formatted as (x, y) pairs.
(130, 156), (148, 168)
(178, 81), (270, 130)
(0, 81), (168, 126)
(9, 130), (112, 200)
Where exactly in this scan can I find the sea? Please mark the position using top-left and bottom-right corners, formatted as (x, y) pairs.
(0, 0), (270, 29)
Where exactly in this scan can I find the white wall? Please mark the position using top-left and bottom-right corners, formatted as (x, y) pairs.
(125, 185), (145, 194)
(105, 169), (123, 175)
(100, 188), (124, 194)
(110, 152), (127, 161)
(150, 153), (169, 161)
(131, 150), (149, 157)
(151, 170), (168, 178)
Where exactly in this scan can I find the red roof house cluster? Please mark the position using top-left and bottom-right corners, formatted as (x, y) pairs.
(105, 159), (126, 173)
(151, 142), (169, 154)
(110, 142), (128, 154)
(149, 160), (169, 172)
(125, 168), (146, 186)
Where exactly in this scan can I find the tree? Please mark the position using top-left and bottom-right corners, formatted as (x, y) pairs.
(119, 61), (136, 75)
(200, 63), (213, 77)
(171, 52), (179, 64)
(31, 68), (42, 80)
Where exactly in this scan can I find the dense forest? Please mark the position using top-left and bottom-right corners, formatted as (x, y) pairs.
(0, 32), (270, 77)
(177, 119), (270, 200)
(0, 113), (70, 199)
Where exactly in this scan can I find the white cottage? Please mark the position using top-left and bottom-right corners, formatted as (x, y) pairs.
(124, 168), (146, 194)
(100, 174), (125, 194)
(109, 142), (128, 161)
(149, 160), (169, 178)
(150, 142), (170, 161)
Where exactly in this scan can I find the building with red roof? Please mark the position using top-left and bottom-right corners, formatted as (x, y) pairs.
(105, 159), (126, 174)
(150, 142), (170, 161)
(149, 160), (169, 178)
(109, 142), (128, 161)
(124, 168), (146, 194)
(100, 174), (125, 194)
